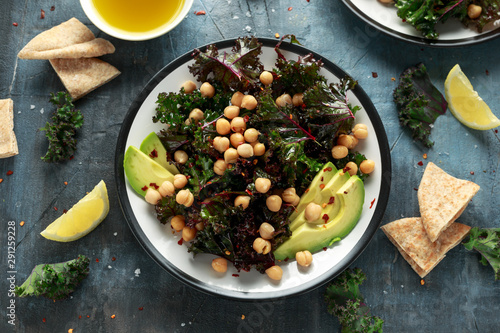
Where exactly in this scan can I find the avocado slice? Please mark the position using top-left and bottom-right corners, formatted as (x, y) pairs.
(289, 162), (337, 221)
(274, 176), (364, 260)
(288, 170), (351, 232)
(140, 132), (179, 175)
(124, 146), (175, 197)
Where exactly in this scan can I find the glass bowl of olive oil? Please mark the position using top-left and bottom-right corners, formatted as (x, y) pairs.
(80, 0), (193, 41)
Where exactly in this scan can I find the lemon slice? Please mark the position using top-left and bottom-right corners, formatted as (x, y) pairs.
(41, 180), (109, 242)
(444, 64), (500, 130)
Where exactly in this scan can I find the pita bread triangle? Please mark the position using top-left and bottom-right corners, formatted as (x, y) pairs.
(381, 218), (471, 278)
(418, 162), (479, 242)
(0, 99), (19, 158)
(19, 38), (115, 60)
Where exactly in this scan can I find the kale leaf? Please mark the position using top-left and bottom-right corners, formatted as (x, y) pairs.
(463, 227), (500, 280)
(325, 268), (384, 333)
(15, 255), (90, 300)
(393, 63), (447, 148)
(40, 92), (84, 162)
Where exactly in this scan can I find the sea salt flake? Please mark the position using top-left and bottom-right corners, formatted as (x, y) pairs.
(244, 26), (252, 32)
(181, 323), (186, 327)
(271, 8), (275, 12)
(18, 111), (21, 114)
(108, 265), (112, 269)
(114, 232), (118, 236)
(474, 145), (478, 149)
(30, 105), (35, 109)
(233, 15), (239, 19)
(134, 268), (141, 277)
(383, 290), (388, 295)
(245, 11), (251, 17)
(40, 108), (44, 114)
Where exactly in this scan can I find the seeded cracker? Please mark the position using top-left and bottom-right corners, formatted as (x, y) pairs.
(0, 99), (19, 158)
(50, 58), (120, 100)
(381, 218), (471, 278)
(418, 162), (480, 242)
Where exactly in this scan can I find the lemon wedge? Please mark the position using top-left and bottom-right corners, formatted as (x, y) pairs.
(41, 180), (109, 242)
(444, 64), (500, 130)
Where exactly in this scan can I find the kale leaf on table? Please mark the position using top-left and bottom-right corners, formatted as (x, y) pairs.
(393, 63), (447, 148)
(15, 255), (90, 300)
(463, 227), (500, 280)
(325, 268), (384, 333)
(40, 92), (83, 162)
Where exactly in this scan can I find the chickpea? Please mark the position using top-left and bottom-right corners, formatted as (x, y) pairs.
(195, 222), (205, 231)
(260, 71), (273, 85)
(337, 134), (358, 149)
(173, 174), (188, 189)
(170, 215), (185, 232)
(266, 195), (282, 212)
(159, 180), (175, 197)
(353, 128), (368, 140)
(230, 117), (246, 133)
(182, 226), (197, 242)
(231, 91), (244, 107)
(292, 93), (304, 107)
(181, 80), (197, 94)
(224, 105), (240, 119)
(213, 136), (230, 153)
(259, 222), (275, 239)
(255, 178), (271, 193)
(344, 161), (358, 176)
(145, 188), (162, 205)
(291, 195), (300, 206)
(234, 195), (251, 209)
(200, 82), (215, 98)
(331, 145), (348, 159)
(216, 118), (231, 135)
(237, 143), (254, 158)
(244, 128), (259, 143)
(213, 159), (227, 175)
(378, 0), (394, 4)
(468, 4), (482, 19)
(353, 123), (368, 132)
(185, 108), (204, 125)
(224, 148), (239, 164)
(253, 237), (272, 254)
(174, 150), (188, 164)
(282, 188), (297, 203)
(176, 189), (194, 207)
(240, 95), (258, 110)
(276, 94), (292, 107)
(360, 159), (375, 174)
(265, 266), (283, 281)
(211, 258), (228, 273)
(295, 250), (313, 267)
(304, 202), (322, 222)
(253, 143), (266, 156)
(230, 133), (245, 148)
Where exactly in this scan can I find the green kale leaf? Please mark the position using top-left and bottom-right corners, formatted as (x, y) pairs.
(15, 255), (90, 300)
(463, 227), (500, 280)
(393, 63), (447, 148)
(40, 92), (83, 162)
(325, 268), (384, 333)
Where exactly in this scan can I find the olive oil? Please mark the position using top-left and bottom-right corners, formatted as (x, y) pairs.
(92, 0), (185, 33)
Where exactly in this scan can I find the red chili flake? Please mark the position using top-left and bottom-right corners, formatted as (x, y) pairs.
(243, 115), (250, 122)
(195, 10), (206, 15)
(328, 197), (335, 205)
(79, 315), (82, 319)
(87, 315), (90, 318)
(417, 161), (423, 166)
(343, 191), (348, 194)
(283, 257), (289, 262)
(245, 189), (253, 196)
(111, 314), (116, 319)
(304, 188), (310, 193)
(6, 170), (13, 176)
(369, 198), (376, 209)
(323, 167), (332, 172)
(343, 166), (350, 173)
(0, 179), (3, 184)
(288, 7), (293, 11)
(149, 149), (158, 158)
(20, 221), (25, 227)
(322, 214), (329, 223)
(95, 258), (99, 263)
(486, 69), (489, 76)
(64, 181), (68, 185)
(323, 247), (327, 251)
(372, 72), (378, 78)
(42, 318), (46, 323)
(13, 22), (18, 26)
(63, 209), (68, 214)
(54, 206), (58, 211)
(420, 279), (425, 285)
(70, 155), (74, 160)
(138, 307), (144, 311)
(149, 182), (159, 190)
(141, 185), (148, 191)
(232, 274), (240, 277)
(40, 9), (45, 19)
(319, 184), (325, 189)
(495, 129), (498, 133)
(320, 177), (324, 181)
(413, 188), (418, 191)
(302, 168), (308, 174)
(112, 257), (116, 261)
(470, 171), (474, 175)
(177, 238), (184, 245)
(50, 5), (55, 11)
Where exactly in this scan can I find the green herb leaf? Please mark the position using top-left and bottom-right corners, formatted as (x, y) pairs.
(463, 227), (500, 280)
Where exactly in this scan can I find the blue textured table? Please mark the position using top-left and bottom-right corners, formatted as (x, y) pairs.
(1, 1), (499, 332)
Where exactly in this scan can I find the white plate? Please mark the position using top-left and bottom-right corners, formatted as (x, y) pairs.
(115, 38), (391, 300)
(342, 0), (500, 46)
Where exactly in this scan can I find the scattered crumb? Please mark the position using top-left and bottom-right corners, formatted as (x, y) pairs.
(68, 329), (73, 333)
(422, 153), (427, 159)
(20, 221), (25, 227)
(391, 77), (396, 81)
(134, 268), (141, 277)
(64, 181), (68, 185)
(0, 179), (3, 184)
(111, 314), (115, 319)
(275, 33), (280, 38)
(288, 7), (293, 11)
(420, 279), (425, 285)
(241, 315), (245, 320)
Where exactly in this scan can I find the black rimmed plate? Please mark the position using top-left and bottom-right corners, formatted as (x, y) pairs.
(115, 38), (391, 300)
(341, 0), (500, 47)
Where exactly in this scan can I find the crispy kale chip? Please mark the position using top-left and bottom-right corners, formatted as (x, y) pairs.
(462, 0), (500, 32)
(40, 92), (84, 162)
(463, 227), (500, 280)
(395, 0), (468, 39)
(15, 255), (90, 300)
(325, 268), (384, 333)
(188, 36), (263, 92)
(393, 63), (447, 148)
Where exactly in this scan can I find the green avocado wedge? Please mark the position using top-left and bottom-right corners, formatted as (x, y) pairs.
(274, 176), (365, 261)
(124, 146), (175, 197)
(140, 132), (179, 175)
(289, 162), (337, 221)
